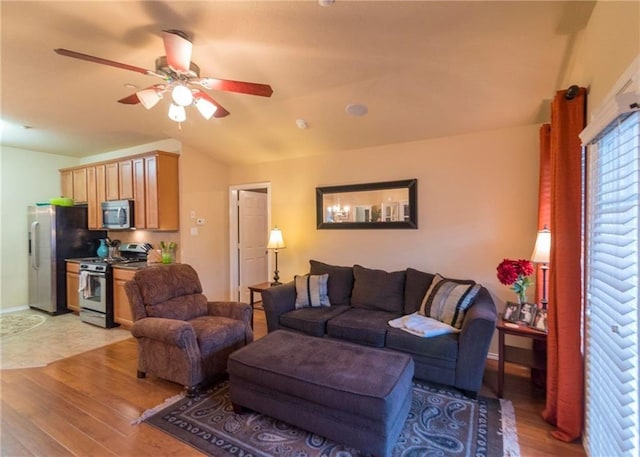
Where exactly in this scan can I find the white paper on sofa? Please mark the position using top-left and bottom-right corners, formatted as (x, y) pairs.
(388, 312), (460, 338)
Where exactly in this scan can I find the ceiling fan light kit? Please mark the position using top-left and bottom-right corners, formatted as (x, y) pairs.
(54, 29), (273, 126)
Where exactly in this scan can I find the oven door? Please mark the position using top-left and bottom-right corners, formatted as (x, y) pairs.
(78, 271), (106, 313)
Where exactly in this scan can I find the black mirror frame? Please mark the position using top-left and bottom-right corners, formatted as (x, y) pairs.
(316, 179), (418, 229)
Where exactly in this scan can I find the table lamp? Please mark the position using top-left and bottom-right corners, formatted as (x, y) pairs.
(531, 225), (551, 309)
(267, 227), (286, 285)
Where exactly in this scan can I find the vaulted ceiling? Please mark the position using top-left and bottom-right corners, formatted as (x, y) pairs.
(1, 1), (595, 165)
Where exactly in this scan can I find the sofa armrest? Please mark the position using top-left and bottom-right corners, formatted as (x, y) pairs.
(207, 301), (254, 343)
(131, 317), (199, 351)
(455, 287), (498, 393)
(261, 281), (296, 332)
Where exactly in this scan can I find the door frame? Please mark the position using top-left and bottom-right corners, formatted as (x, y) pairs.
(229, 182), (271, 301)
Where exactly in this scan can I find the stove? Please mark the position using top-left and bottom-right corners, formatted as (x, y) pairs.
(78, 242), (150, 328)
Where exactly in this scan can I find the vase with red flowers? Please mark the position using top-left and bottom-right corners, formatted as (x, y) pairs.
(497, 258), (535, 304)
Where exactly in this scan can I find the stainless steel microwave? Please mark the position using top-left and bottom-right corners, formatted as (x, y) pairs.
(101, 200), (134, 230)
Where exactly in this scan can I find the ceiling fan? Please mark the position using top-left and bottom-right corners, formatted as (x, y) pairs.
(54, 29), (273, 123)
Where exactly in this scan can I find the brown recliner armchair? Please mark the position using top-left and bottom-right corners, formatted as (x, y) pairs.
(125, 263), (253, 396)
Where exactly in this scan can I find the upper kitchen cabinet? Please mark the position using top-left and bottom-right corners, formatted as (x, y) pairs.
(142, 152), (179, 231)
(60, 170), (73, 198)
(59, 151), (179, 231)
(59, 167), (86, 203)
(72, 168), (87, 203)
(105, 162), (119, 201)
(86, 164), (106, 230)
(118, 159), (134, 200)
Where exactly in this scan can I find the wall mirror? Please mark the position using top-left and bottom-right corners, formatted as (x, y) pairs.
(316, 179), (417, 229)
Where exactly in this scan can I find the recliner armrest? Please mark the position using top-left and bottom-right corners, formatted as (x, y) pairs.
(261, 281), (296, 332)
(131, 317), (198, 349)
(207, 301), (254, 343)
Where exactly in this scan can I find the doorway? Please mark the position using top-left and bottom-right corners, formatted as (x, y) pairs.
(229, 183), (271, 302)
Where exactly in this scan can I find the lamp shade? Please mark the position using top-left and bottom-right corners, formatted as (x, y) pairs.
(531, 226), (551, 263)
(267, 227), (286, 250)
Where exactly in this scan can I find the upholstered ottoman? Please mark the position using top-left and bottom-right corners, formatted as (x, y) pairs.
(228, 330), (414, 457)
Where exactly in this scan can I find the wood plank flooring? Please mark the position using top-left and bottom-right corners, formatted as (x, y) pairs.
(1, 309), (585, 456)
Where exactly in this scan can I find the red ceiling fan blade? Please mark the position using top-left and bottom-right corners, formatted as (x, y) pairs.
(162, 30), (192, 74)
(198, 77), (273, 97)
(118, 93), (141, 104)
(194, 90), (230, 118)
(54, 48), (155, 76)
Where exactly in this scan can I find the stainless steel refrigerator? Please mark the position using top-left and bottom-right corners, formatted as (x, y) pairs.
(28, 205), (106, 314)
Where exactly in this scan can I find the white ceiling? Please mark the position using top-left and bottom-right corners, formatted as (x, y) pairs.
(1, 1), (595, 165)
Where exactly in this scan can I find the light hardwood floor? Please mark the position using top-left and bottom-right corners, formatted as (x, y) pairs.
(0, 309), (585, 456)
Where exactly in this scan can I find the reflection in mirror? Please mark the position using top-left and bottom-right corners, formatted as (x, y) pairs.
(316, 179), (417, 229)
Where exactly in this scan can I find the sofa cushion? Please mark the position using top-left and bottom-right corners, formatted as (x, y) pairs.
(279, 305), (350, 337)
(309, 260), (354, 306)
(404, 267), (435, 314)
(419, 274), (481, 328)
(385, 327), (459, 369)
(294, 274), (331, 309)
(327, 308), (400, 347)
(388, 312), (460, 338)
(351, 264), (406, 313)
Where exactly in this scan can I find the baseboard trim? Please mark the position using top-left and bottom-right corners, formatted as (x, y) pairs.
(0, 305), (30, 315)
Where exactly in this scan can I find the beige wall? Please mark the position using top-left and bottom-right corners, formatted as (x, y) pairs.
(562, 1), (639, 114)
(231, 124), (541, 307)
(0, 146), (77, 311)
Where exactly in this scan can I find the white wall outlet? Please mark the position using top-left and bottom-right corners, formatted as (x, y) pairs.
(196, 218), (205, 225)
(190, 227), (198, 236)
(190, 210), (196, 219)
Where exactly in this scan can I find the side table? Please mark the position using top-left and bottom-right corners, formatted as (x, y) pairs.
(248, 282), (272, 329)
(497, 317), (547, 398)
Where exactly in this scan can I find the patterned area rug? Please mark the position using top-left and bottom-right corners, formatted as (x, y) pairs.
(140, 381), (521, 457)
(0, 312), (47, 337)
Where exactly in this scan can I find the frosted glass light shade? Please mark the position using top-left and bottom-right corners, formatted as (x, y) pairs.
(171, 84), (193, 106)
(137, 88), (162, 109)
(168, 103), (186, 122)
(194, 96), (217, 120)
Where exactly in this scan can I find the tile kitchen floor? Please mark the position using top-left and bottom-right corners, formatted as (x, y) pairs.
(0, 308), (132, 369)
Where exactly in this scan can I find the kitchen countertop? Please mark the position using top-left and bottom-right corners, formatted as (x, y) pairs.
(65, 258), (152, 271)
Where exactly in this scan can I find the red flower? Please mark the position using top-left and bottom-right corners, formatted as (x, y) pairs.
(497, 259), (534, 303)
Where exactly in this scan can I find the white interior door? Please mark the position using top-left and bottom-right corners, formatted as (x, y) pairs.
(238, 190), (268, 303)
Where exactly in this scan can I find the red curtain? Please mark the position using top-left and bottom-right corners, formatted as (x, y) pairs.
(540, 87), (586, 442)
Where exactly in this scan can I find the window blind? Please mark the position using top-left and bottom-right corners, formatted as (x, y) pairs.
(585, 111), (639, 456)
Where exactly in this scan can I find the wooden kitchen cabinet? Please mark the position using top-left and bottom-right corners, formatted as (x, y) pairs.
(119, 159), (134, 200)
(144, 152), (179, 230)
(86, 165), (106, 230)
(132, 158), (147, 229)
(66, 262), (80, 313)
(105, 162), (119, 201)
(72, 168), (88, 203)
(59, 150), (179, 231)
(113, 268), (136, 327)
(60, 170), (73, 198)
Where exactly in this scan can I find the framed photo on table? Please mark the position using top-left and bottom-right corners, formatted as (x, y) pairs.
(532, 308), (548, 332)
(503, 301), (520, 323)
(517, 302), (536, 326)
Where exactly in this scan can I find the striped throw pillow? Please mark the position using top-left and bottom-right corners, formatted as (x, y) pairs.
(419, 273), (481, 329)
(294, 274), (331, 309)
